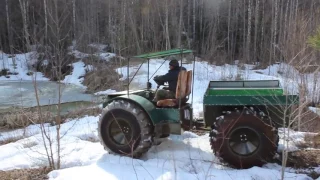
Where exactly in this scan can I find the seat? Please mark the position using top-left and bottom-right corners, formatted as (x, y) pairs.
(157, 70), (193, 107)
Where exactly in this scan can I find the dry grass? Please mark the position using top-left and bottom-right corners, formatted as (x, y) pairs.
(22, 141), (38, 148)
(0, 135), (25, 146)
(0, 167), (52, 180)
(0, 105), (101, 129)
(294, 133), (320, 150)
(82, 60), (125, 93)
(284, 133), (320, 179)
(78, 135), (99, 142)
(314, 133), (320, 147)
(0, 110), (54, 129)
(307, 133), (320, 148)
(286, 149), (320, 168)
(290, 106), (320, 133)
(61, 107), (101, 120)
(295, 65), (320, 74)
(301, 108), (320, 133)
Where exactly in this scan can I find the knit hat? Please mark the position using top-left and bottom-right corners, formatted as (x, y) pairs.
(169, 59), (179, 67)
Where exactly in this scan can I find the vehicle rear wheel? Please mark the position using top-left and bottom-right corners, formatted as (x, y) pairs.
(98, 99), (153, 158)
(209, 108), (279, 168)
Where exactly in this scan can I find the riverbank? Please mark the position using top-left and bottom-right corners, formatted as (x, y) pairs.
(0, 101), (101, 131)
(0, 43), (124, 111)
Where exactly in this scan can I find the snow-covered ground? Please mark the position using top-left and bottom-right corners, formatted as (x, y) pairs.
(0, 51), (49, 81)
(94, 89), (117, 96)
(1, 48), (320, 179)
(0, 51), (95, 108)
(68, 42), (116, 62)
(309, 106), (320, 116)
(0, 47), (113, 108)
(62, 61), (87, 88)
(0, 46), (115, 85)
(277, 128), (318, 152)
(0, 115), (315, 180)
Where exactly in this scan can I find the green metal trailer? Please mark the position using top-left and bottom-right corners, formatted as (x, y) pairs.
(204, 80), (298, 168)
(204, 80), (298, 128)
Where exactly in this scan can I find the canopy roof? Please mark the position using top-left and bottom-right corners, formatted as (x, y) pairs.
(133, 48), (193, 59)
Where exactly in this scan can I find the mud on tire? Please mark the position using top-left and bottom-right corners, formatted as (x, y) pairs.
(98, 99), (153, 158)
(209, 107), (279, 168)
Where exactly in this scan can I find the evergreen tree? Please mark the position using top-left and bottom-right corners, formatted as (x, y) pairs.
(308, 27), (320, 50)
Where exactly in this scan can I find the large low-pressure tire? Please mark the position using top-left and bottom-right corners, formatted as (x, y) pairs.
(98, 99), (153, 158)
(209, 108), (279, 169)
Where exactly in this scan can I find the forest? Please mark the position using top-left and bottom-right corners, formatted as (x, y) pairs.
(1, 1), (320, 178)
(0, 0), (320, 67)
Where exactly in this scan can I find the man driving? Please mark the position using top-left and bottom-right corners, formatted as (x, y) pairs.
(153, 58), (186, 102)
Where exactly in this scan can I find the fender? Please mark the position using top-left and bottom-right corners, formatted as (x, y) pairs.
(103, 94), (181, 125)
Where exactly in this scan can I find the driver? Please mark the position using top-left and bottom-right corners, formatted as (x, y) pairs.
(153, 58), (186, 102)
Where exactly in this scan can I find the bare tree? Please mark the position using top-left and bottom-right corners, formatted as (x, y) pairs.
(72, 0), (76, 39)
(44, 0), (48, 45)
(165, 0), (171, 49)
(19, 0), (31, 51)
(128, 2), (141, 54)
(0, 0), (320, 66)
(253, 0), (260, 63)
(5, 0), (13, 57)
(246, 0), (252, 63)
(177, 0), (183, 48)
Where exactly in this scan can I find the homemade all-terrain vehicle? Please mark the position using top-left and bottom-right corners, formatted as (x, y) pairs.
(98, 49), (299, 169)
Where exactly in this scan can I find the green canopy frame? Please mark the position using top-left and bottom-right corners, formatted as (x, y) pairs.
(126, 48), (195, 106)
(133, 49), (193, 59)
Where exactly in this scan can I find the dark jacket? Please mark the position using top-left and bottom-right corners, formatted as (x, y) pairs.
(154, 66), (186, 93)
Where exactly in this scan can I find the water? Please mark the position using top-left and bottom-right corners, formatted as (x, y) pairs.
(0, 81), (97, 109)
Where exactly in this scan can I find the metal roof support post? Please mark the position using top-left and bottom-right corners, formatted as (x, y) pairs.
(191, 55), (195, 106)
(147, 58), (150, 89)
(179, 47), (183, 110)
(148, 59), (167, 81)
(127, 57), (130, 97)
(191, 54), (196, 128)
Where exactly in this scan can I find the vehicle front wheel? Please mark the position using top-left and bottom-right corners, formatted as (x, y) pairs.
(98, 99), (153, 158)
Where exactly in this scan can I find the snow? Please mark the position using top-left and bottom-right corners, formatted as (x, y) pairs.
(68, 43), (116, 62)
(0, 51), (49, 81)
(98, 52), (116, 61)
(61, 53), (119, 88)
(88, 43), (108, 52)
(69, 50), (90, 59)
(48, 163), (311, 180)
(309, 106), (320, 116)
(1, 49), (320, 179)
(277, 128), (318, 152)
(0, 116), (101, 170)
(0, 50), (91, 88)
(94, 89), (117, 96)
(68, 50), (116, 62)
(62, 61), (86, 88)
(0, 116), (313, 180)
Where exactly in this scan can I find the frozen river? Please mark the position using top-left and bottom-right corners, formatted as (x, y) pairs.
(0, 81), (96, 109)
